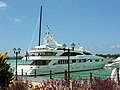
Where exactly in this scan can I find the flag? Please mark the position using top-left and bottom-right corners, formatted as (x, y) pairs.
(26, 51), (29, 61)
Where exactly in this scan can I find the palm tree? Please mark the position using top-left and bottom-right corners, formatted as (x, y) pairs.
(0, 52), (13, 89)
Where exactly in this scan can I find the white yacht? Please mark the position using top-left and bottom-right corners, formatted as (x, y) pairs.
(105, 57), (120, 67)
(16, 6), (108, 76)
(112, 57), (120, 62)
(107, 57), (120, 81)
(17, 25), (107, 75)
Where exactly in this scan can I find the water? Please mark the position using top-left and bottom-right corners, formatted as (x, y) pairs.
(51, 67), (113, 80)
(7, 60), (115, 80)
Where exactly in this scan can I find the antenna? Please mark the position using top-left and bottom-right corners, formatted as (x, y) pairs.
(38, 6), (42, 46)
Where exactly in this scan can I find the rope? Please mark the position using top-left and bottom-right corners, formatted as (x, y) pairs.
(28, 16), (40, 50)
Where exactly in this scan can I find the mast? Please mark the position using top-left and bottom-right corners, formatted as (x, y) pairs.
(38, 6), (42, 46)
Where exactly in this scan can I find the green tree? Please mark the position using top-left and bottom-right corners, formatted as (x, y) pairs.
(0, 52), (14, 89)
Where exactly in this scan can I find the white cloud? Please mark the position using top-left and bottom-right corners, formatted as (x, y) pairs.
(111, 44), (120, 48)
(0, 1), (7, 9)
(14, 18), (22, 22)
(8, 17), (22, 22)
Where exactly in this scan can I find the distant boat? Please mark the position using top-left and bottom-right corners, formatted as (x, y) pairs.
(110, 58), (120, 81)
(112, 57), (120, 62)
(105, 57), (120, 67)
(16, 6), (108, 76)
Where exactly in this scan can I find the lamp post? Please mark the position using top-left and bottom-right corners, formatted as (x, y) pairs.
(62, 43), (75, 87)
(71, 43), (75, 51)
(13, 48), (21, 80)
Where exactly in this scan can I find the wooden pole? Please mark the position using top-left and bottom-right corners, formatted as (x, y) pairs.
(21, 69), (23, 76)
(35, 69), (36, 78)
(117, 68), (120, 85)
(50, 70), (52, 79)
(64, 68), (67, 81)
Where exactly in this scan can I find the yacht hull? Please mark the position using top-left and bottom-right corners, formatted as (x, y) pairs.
(16, 60), (106, 76)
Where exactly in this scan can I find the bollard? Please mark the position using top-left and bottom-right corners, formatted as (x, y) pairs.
(25, 72), (27, 80)
(117, 68), (120, 85)
(90, 72), (93, 88)
(21, 69), (23, 76)
(35, 69), (36, 78)
(25, 72), (27, 77)
(64, 68), (68, 81)
(90, 72), (92, 82)
(50, 70), (52, 79)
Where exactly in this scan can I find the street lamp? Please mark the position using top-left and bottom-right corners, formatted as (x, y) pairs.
(71, 43), (75, 51)
(13, 48), (21, 80)
(62, 43), (75, 87)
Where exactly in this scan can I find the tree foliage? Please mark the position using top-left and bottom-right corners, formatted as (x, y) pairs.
(0, 52), (14, 89)
(96, 54), (120, 59)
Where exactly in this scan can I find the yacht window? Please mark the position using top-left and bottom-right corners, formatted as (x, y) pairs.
(81, 59), (86, 62)
(61, 52), (83, 56)
(63, 60), (65, 64)
(79, 59), (86, 63)
(83, 51), (92, 55)
(32, 54), (35, 56)
(90, 60), (92, 62)
(95, 60), (99, 62)
(72, 60), (76, 63)
(58, 60), (62, 64)
(58, 60), (68, 64)
(53, 63), (56, 65)
(65, 60), (68, 64)
(31, 60), (51, 65)
(101, 59), (103, 61)
(83, 59), (86, 62)
(64, 60), (68, 64)
(40, 52), (56, 56)
(57, 48), (65, 50)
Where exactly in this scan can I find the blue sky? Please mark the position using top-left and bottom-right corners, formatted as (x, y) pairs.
(0, 0), (120, 56)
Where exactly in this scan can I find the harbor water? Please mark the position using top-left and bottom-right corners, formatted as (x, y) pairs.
(7, 60), (116, 80)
